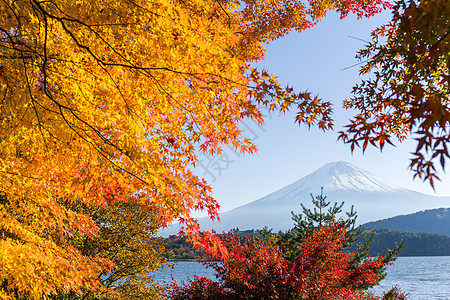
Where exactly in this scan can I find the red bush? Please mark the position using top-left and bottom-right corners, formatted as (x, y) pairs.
(169, 223), (398, 299)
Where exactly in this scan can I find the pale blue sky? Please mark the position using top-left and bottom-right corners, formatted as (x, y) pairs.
(194, 9), (450, 216)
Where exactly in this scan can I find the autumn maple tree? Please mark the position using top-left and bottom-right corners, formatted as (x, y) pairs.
(0, 0), (390, 298)
(339, 0), (449, 187)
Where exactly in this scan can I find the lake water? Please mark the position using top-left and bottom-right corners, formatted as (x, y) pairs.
(152, 256), (450, 299)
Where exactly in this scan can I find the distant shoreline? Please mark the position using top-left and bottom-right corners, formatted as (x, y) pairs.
(168, 259), (198, 262)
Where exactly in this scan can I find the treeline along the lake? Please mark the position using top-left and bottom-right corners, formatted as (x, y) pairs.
(354, 228), (450, 256)
(164, 228), (450, 260)
(164, 230), (255, 260)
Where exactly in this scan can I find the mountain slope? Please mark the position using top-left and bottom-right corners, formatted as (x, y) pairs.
(363, 208), (450, 236)
(162, 161), (450, 235)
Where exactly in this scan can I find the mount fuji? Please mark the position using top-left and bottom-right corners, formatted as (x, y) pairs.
(163, 161), (450, 235)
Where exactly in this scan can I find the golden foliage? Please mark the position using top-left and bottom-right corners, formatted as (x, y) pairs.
(0, 0), (387, 298)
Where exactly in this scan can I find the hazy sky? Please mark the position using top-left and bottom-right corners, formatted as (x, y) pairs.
(193, 9), (450, 216)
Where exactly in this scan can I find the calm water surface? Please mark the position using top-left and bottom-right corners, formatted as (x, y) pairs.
(152, 256), (450, 299)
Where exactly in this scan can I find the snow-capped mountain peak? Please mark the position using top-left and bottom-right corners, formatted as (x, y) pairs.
(296, 161), (407, 194)
(161, 161), (450, 235)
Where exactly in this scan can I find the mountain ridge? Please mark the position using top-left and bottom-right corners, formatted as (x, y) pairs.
(363, 207), (450, 236)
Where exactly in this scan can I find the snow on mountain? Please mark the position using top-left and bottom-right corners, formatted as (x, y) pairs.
(293, 161), (407, 193)
(161, 161), (450, 236)
(248, 161), (409, 207)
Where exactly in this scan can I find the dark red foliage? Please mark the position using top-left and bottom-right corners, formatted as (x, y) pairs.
(291, 223), (386, 299)
(382, 285), (410, 300)
(205, 233), (295, 299)
(169, 223), (394, 299)
(168, 275), (233, 300)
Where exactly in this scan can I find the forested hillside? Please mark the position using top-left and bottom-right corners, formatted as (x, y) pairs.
(350, 229), (450, 256)
(363, 208), (450, 236)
